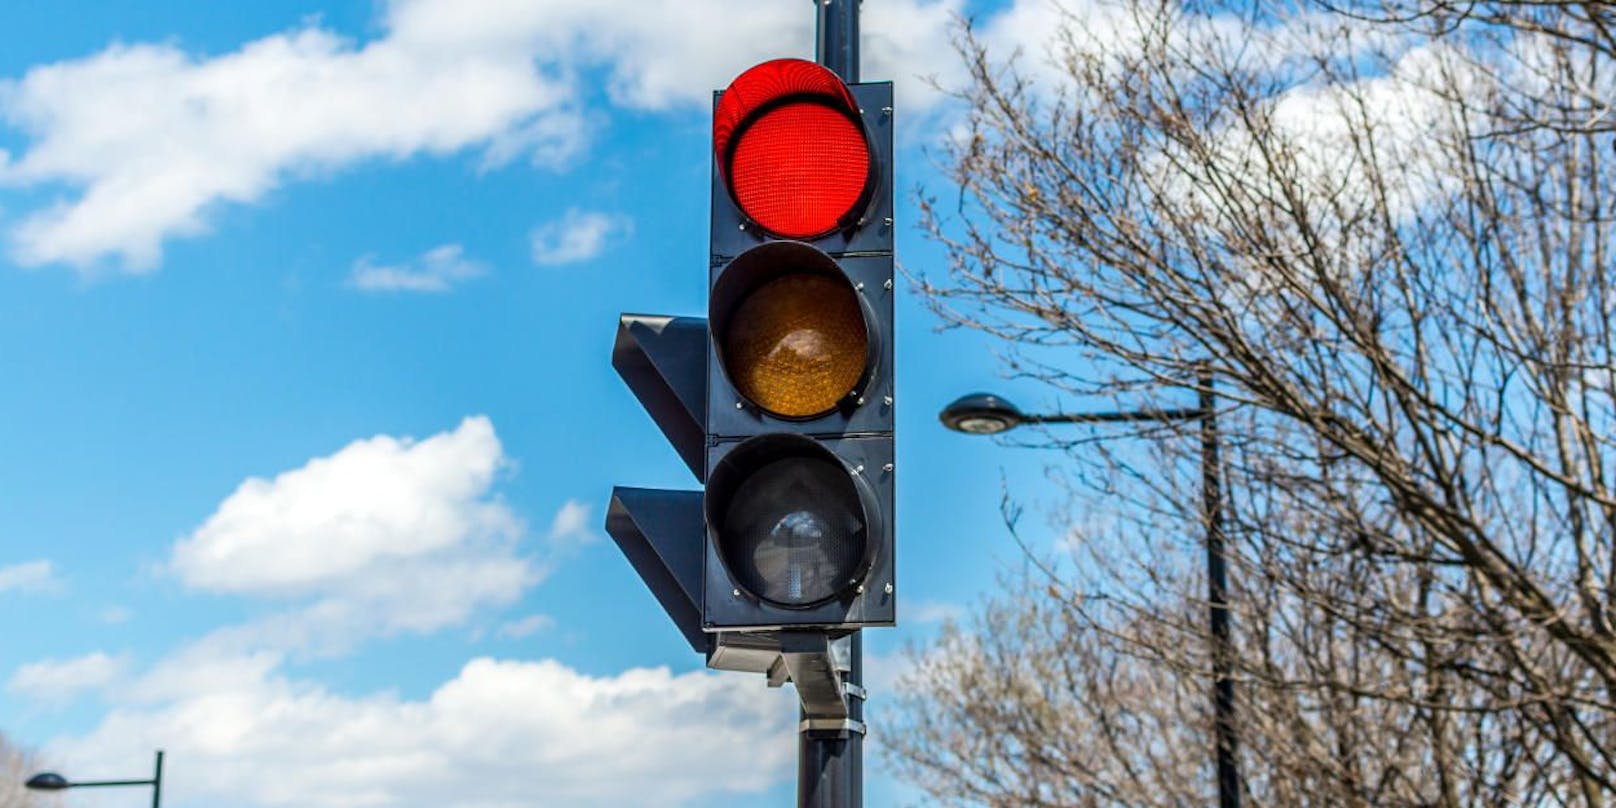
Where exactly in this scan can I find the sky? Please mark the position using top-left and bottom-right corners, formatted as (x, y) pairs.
(0, 1), (1092, 806)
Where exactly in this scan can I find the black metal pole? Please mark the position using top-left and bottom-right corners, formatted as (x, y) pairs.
(798, 633), (863, 808)
(152, 749), (164, 808)
(815, 0), (860, 83)
(799, 4), (863, 808)
(1199, 368), (1240, 808)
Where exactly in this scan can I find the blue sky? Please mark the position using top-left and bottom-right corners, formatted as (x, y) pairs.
(0, 1), (1083, 806)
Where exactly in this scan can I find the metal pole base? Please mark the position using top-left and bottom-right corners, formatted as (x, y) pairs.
(798, 730), (862, 808)
(797, 633), (863, 808)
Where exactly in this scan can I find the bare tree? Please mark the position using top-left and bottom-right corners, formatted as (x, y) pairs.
(891, 0), (1616, 804)
(0, 733), (60, 808)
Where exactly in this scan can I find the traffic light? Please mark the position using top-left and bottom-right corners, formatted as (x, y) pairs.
(703, 58), (894, 633)
(607, 57), (894, 663)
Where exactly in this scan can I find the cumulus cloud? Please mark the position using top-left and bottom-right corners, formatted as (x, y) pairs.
(0, 24), (577, 271)
(51, 654), (794, 808)
(546, 498), (595, 545)
(16, 413), (796, 807)
(529, 209), (630, 266)
(8, 652), (127, 703)
(173, 416), (515, 594)
(169, 416), (537, 652)
(0, 559), (60, 593)
(348, 243), (486, 292)
(0, 0), (976, 273)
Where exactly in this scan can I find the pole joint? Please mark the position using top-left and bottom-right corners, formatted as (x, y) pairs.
(800, 718), (867, 736)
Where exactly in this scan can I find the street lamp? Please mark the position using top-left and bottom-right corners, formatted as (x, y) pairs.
(26, 750), (164, 808)
(939, 371), (1241, 808)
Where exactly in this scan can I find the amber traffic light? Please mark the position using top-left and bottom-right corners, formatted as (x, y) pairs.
(711, 242), (874, 419)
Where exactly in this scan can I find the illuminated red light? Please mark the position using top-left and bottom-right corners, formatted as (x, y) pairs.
(715, 59), (873, 239)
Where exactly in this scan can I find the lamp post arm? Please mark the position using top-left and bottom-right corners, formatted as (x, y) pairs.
(58, 779), (158, 788)
(1023, 407), (1206, 426)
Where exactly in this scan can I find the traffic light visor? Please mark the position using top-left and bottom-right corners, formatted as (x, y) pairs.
(714, 59), (874, 239)
(711, 242), (873, 419)
(707, 434), (875, 608)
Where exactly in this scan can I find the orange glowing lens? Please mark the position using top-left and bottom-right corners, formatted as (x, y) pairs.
(723, 274), (868, 418)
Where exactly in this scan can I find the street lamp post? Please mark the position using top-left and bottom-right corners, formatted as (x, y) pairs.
(25, 750), (164, 808)
(939, 370), (1240, 808)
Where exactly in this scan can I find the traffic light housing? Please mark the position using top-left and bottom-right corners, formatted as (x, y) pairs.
(703, 59), (894, 633)
(607, 57), (894, 660)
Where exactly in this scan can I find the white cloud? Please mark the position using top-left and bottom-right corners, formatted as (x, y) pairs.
(0, 0), (970, 273)
(858, 0), (965, 110)
(173, 416), (516, 594)
(530, 209), (630, 266)
(8, 652), (127, 703)
(13, 413), (798, 807)
(0, 26), (577, 272)
(51, 655), (795, 808)
(495, 613), (555, 640)
(169, 416), (537, 653)
(546, 498), (595, 545)
(905, 599), (964, 625)
(0, 559), (60, 593)
(100, 605), (133, 624)
(348, 243), (485, 292)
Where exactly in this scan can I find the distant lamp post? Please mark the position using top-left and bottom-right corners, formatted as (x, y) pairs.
(26, 750), (164, 808)
(939, 372), (1241, 808)
(936, 392), (1026, 434)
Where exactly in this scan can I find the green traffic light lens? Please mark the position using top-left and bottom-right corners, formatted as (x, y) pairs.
(706, 434), (875, 609)
(721, 456), (867, 606)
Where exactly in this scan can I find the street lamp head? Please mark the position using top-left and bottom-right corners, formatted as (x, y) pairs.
(25, 772), (69, 791)
(938, 393), (1025, 435)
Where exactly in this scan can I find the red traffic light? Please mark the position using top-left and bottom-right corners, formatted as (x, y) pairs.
(714, 59), (874, 240)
